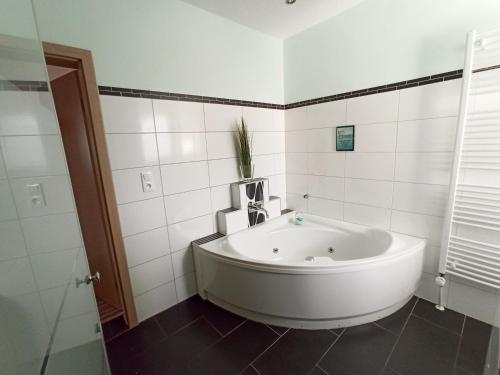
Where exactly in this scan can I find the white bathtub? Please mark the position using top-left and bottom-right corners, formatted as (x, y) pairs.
(193, 212), (425, 329)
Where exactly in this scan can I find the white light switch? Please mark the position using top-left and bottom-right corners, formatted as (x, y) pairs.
(27, 183), (46, 208)
(140, 172), (155, 192)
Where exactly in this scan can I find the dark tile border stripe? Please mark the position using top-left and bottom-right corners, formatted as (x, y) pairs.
(2, 64), (499, 109)
(0, 80), (48, 92)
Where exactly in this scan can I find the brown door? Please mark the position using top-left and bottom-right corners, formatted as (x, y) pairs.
(50, 69), (123, 315)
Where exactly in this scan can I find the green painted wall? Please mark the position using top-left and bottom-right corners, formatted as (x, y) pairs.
(284, 0), (500, 103)
(32, 0), (284, 104)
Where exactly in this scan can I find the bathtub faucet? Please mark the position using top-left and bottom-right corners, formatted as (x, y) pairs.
(248, 202), (269, 218)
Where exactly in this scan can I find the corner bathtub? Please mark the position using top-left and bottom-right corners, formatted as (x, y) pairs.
(193, 212), (425, 329)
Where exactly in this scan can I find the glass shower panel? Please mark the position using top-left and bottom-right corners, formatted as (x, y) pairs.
(0, 0), (108, 374)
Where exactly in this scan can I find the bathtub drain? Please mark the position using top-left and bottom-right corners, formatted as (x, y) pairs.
(273, 248), (279, 254)
(328, 247), (335, 254)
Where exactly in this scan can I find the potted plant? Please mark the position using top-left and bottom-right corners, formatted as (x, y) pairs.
(236, 117), (254, 180)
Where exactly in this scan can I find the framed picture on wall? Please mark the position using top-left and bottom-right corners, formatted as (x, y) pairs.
(336, 125), (355, 151)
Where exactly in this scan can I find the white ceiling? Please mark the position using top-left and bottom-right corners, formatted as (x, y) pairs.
(180, 0), (365, 39)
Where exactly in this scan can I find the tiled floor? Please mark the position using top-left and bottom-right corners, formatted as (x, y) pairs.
(105, 296), (497, 375)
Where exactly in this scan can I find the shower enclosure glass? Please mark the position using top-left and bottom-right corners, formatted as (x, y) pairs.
(0, 0), (109, 374)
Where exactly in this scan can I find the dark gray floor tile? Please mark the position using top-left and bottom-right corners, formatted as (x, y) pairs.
(123, 318), (220, 375)
(103, 316), (129, 342)
(189, 321), (278, 375)
(389, 315), (460, 375)
(381, 366), (401, 375)
(412, 299), (465, 334)
(457, 317), (494, 374)
(267, 324), (289, 335)
(454, 367), (476, 375)
(330, 328), (344, 336)
(106, 317), (165, 360)
(376, 297), (417, 335)
(155, 295), (207, 336)
(309, 366), (328, 375)
(241, 366), (260, 375)
(203, 302), (246, 335)
(254, 329), (336, 375)
(319, 323), (397, 375)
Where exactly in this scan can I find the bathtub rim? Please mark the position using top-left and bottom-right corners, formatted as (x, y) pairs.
(194, 212), (426, 275)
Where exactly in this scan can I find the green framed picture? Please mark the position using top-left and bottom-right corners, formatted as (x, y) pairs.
(336, 125), (355, 151)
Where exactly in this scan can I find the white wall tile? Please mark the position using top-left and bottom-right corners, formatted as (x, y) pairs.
(168, 214), (213, 252)
(153, 100), (204, 132)
(286, 174), (308, 195)
(0, 180), (16, 221)
(447, 280), (499, 325)
(129, 256), (174, 296)
(210, 184), (232, 212)
(40, 283), (95, 323)
(172, 247), (194, 278)
(307, 128), (335, 152)
(157, 133), (207, 164)
(208, 158), (240, 186)
(395, 152), (453, 185)
(206, 132), (237, 159)
(175, 272), (197, 302)
(164, 188), (211, 224)
(0, 257), (37, 297)
(286, 131), (308, 152)
(0, 220), (26, 261)
(285, 107), (307, 131)
(355, 122), (397, 152)
(112, 166), (162, 204)
(123, 227), (170, 267)
(415, 272), (442, 304)
(10, 176), (74, 218)
(275, 153), (287, 174)
(308, 175), (344, 200)
(1, 136), (67, 178)
(308, 153), (345, 177)
(397, 117), (457, 152)
(254, 154), (276, 177)
(204, 103), (242, 132)
(0, 92), (59, 136)
(53, 311), (99, 352)
(268, 174), (286, 196)
(242, 107), (273, 131)
(423, 245), (440, 274)
(345, 153), (395, 180)
(398, 79), (461, 120)
(344, 179), (393, 208)
(392, 182), (449, 217)
(286, 193), (308, 211)
(347, 91), (399, 124)
(286, 153), (308, 174)
(344, 203), (391, 229)
(30, 248), (79, 290)
(306, 100), (346, 129)
(272, 110), (285, 131)
(100, 96), (155, 133)
(253, 132), (281, 155)
(161, 161), (209, 195)
(390, 210), (443, 245)
(134, 281), (177, 322)
(308, 198), (343, 220)
(118, 197), (166, 236)
(21, 213), (81, 254)
(106, 133), (158, 170)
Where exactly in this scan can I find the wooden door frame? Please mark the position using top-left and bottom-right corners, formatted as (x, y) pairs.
(43, 42), (138, 328)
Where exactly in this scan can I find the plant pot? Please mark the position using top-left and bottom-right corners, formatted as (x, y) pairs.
(240, 163), (254, 181)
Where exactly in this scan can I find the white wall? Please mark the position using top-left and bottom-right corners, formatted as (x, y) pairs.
(284, 78), (499, 324)
(284, 0), (500, 103)
(32, 0), (284, 104)
(101, 95), (286, 321)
